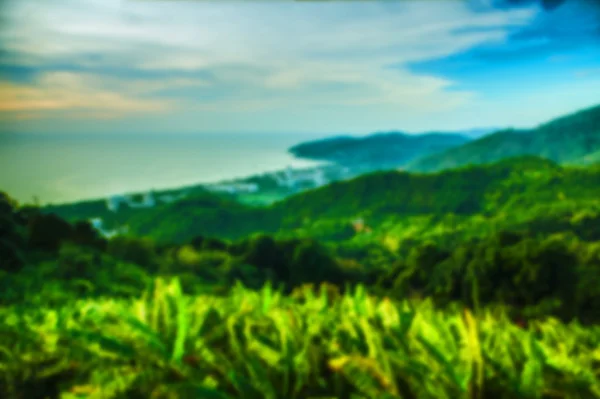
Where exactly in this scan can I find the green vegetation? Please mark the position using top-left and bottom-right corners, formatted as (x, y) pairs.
(408, 104), (600, 173)
(2, 277), (600, 398)
(1, 170), (600, 398)
(2, 107), (600, 398)
(289, 132), (470, 170)
(118, 157), (600, 247)
(42, 187), (230, 231)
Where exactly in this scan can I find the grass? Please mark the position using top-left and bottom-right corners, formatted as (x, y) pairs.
(1, 277), (599, 399)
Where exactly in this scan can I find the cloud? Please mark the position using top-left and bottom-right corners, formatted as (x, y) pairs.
(3, 0), (594, 133)
(0, 72), (173, 115)
(406, 0), (600, 104)
(2, 1), (534, 111)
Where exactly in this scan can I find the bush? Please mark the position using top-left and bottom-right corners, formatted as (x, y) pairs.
(27, 213), (73, 252)
(56, 243), (98, 279)
(71, 221), (107, 251)
(107, 236), (158, 272)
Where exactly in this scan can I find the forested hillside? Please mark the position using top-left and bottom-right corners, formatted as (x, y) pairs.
(408, 104), (600, 172)
(119, 157), (600, 245)
(2, 153), (600, 397)
(4, 157), (600, 321)
(288, 132), (470, 169)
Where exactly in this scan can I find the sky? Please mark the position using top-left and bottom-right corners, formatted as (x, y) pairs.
(1, 0), (599, 135)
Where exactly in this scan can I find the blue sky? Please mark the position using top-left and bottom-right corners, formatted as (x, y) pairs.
(1, 0), (599, 135)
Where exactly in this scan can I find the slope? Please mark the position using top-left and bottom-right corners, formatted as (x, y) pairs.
(124, 156), (600, 244)
(288, 131), (471, 169)
(408, 104), (600, 172)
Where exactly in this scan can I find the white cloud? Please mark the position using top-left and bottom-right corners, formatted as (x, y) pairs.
(0, 0), (539, 129)
(0, 72), (174, 113)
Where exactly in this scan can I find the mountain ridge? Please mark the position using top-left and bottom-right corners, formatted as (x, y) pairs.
(407, 104), (600, 172)
(288, 130), (472, 169)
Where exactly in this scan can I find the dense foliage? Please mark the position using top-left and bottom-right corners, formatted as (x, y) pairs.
(288, 132), (470, 170)
(1, 278), (599, 399)
(113, 157), (600, 246)
(2, 149), (600, 397)
(408, 104), (600, 172)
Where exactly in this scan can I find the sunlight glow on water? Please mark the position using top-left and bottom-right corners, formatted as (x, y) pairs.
(0, 133), (324, 205)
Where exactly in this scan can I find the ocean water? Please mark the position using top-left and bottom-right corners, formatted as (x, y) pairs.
(0, 133), (325, 205)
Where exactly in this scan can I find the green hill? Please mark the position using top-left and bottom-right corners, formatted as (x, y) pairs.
(125, 193), (277, 243)
(288, 131), (471, 169)
(408, 104), (600, 172)
(2, 165), (600, 398)
(4, 156), (600, 324)
(123, 156), (600, 245)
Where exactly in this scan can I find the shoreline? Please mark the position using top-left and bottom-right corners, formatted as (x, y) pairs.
(41, 159), (343, 209)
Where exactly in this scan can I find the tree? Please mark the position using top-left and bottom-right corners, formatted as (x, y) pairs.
(242, 234), (284, 278)
(71, 221), (106, 251)
(0, 238), (25, 272)
(56, 243), (97, 279)
(288, 239), (341, 286)
(28, 213), (73, 252)
(107, 236), (158, 271)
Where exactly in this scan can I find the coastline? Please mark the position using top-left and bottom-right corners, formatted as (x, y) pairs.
(1, 133), (327, 206)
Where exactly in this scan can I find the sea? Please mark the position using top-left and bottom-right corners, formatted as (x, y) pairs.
(0, 132), (326, 205)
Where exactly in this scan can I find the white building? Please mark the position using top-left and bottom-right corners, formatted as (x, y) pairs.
(88, 217), (128, 238)
(158, 190), (188, 203)
(274, 166), (328, 189)
(128, 192), (156, 208)
(106, 192), (158, 212)
(208, 183), (259, 194)
(106, 195), (129, 212)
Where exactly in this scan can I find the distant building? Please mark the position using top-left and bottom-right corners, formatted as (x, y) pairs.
(313, 169), (326, 187)
(273, 166), (329, 189)
(106, 191), (158, 212)
(88, 217), (127, 238)
(207, 182), (259, 194)
(106, 195), (129, 212)
(128, 192), (156, 208)
(158, 190), (188, 203)
(89, 217), (103, 230)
